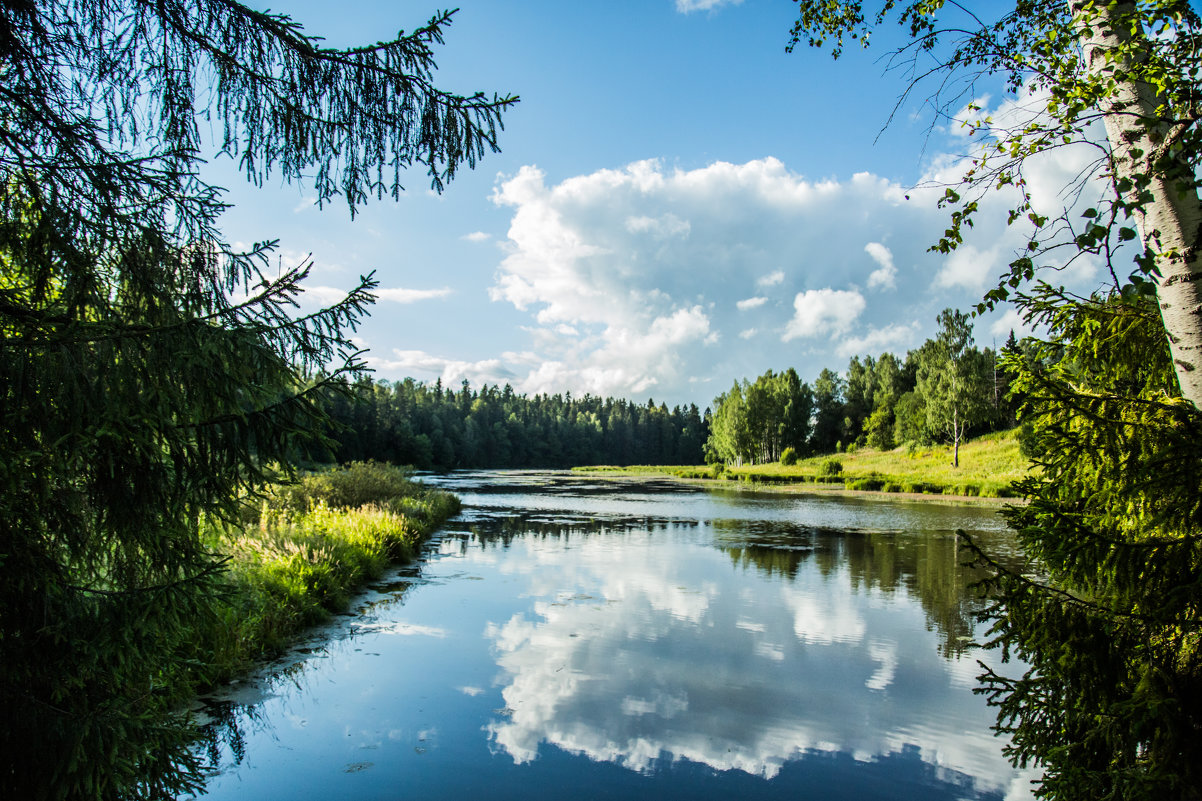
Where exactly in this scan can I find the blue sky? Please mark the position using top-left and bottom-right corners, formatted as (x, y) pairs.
(208, 0), (1106, 409)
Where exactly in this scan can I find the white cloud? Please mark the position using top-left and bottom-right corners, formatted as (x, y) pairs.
(486, 159), (939, 400)
(864, 242), (897, 290)
(302, 285), (352, 307)
(367, 349), (517, 387)
(462, 231), (491, 243)
(936, 245), (1000, 290)
(989, 308), (1033, 340)
(736, 296), (768, 311)
(675, 0), (743, 13)
(835, 322), (920, 358)
(467, 143), (1115, 405)
(783, 289), (865, 341)
(374, 287), (454, 304)
(625, 213), (691, 239)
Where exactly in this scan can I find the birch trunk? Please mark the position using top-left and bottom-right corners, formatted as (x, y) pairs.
(1073, 1), (1202, 408)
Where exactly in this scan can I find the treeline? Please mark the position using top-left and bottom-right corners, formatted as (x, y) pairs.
(707, 309), (1016, 466)
(321, 378), (709, 468)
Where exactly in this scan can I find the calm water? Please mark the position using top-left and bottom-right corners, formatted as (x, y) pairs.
(191, 471), (1037, 800)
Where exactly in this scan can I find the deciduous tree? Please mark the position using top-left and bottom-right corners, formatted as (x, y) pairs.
(787, 3), (1202, 797)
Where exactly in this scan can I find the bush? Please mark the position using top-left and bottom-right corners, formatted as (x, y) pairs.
(780, 447), (799, 466)
(268, 461), (416, 513)
(819, 458), (843, 478)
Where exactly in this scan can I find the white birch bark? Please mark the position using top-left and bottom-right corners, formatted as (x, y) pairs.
(1073, 1), (1202, 408)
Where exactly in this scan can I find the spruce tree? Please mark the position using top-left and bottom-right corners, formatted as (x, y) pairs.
(964, 289), (1202, 800)
(0, 2), (514, 797)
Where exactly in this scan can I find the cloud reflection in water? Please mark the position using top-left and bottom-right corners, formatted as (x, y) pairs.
(476, 529), (1029, 797)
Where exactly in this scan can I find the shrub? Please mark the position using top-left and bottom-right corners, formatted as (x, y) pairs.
(268, 461), (416, 513)
(780, 447), (799, 466)
(819, 458), (843, 478)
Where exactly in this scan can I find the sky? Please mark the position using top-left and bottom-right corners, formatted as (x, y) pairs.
(206, 0), (1112, 409)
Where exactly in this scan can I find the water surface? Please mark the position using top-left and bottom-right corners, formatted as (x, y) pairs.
(192, 471), (1036, 800)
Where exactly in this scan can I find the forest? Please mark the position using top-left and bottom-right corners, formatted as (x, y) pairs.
(705, 309), (1015, 467)
(322, 378), (709, 468)
(324, 306), (1016, 472)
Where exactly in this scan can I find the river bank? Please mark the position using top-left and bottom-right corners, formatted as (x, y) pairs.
(192, 462), (461, 686)
(573, 429), (1030, 502)
(191, 469), (1034, 801)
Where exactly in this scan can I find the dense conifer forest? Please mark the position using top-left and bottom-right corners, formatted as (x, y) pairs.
(321, 378), (710, 468)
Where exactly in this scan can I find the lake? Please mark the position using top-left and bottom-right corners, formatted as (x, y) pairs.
(189, 471), (1037, 800)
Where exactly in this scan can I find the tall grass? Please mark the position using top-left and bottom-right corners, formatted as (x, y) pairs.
(192, 462), (460, 684)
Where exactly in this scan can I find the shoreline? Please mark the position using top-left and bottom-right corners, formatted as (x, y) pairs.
(570, 467), (1021, 507)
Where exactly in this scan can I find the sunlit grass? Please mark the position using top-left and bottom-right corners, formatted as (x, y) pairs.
(192, 462), (461, 684)
(577, 428), (1032, 499)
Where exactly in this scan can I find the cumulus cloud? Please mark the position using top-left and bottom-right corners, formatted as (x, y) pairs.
(483, 158), (950, 400)
(366, 349), (517, 387)
(988, 308), (1034, 340)
(835, 322), (920, 358)
(625, 213), (691, 239)
(393, 132), (1116, 405)
(736, 296), (768, 311)
(783, 289), (866, 341)
(936, 245), (1000, 290)
(864, 242), (897, 290)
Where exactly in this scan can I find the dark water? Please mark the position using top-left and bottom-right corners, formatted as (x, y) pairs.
(190, 471), (1037, 800)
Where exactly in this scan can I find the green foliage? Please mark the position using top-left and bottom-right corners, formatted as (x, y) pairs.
(864, 405), (895, 450)
(325, 377), (707, 468)
(780, 446), (799, 466)
(819, 458), (844, 477)
(963, 290), (1202, 800)
(197, 465), (460, 683)
(916, 309), (992, 467)
(268, 461), (417, 513)
(706, 368), (812, 466)
(788, 3), (1202, 795)
(0, 2), (511, 798)
(711, 427), (1027, 498)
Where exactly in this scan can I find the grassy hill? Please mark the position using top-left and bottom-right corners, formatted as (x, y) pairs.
(577, 428), (1032, 499)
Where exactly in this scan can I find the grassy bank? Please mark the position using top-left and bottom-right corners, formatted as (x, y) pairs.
(193, 461), (460, 684)
(577, 429), (1031, 499)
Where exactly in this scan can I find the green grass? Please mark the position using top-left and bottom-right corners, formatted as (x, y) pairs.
(192, 461), (460, 684)
(576, 428), (1032, 499)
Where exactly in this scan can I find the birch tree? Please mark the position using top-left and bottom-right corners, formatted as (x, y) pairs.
(916, 309), (990, 467)
(788, 3), (1202, 798)
(789, 0), (1202, 408)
